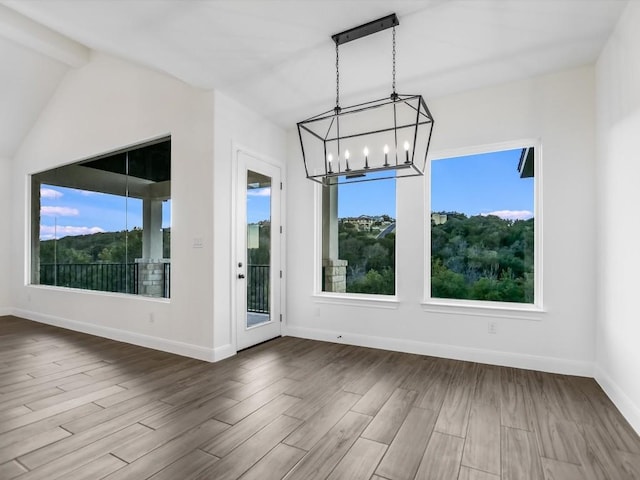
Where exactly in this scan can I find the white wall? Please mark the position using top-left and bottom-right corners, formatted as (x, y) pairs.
(595, 1), (640, 433)
(0, 158), (11, 315)
(10, 52), (217, 359)
(212, 91), (287, 360)
(286, 65), (597, 376)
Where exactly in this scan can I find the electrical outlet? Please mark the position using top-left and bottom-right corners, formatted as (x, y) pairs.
(488, 321), (497, 334)
(149, 313), (155, 324)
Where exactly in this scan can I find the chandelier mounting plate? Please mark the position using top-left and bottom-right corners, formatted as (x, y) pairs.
(331, 14), (399, 45)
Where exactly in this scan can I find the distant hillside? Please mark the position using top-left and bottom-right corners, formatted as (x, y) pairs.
(40, 228), (170, 264)
(431, 211), (534, 303)
(334, 210), (534, 302)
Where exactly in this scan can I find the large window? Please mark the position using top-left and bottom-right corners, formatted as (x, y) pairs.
(430, 146), (535, 304)
(31, 138), (171, 298)
(322, 172), (396, 295)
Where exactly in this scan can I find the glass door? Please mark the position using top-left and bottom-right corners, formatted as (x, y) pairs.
(236, 152), (281, 350)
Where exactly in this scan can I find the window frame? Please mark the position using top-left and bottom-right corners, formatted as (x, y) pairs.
(28, 136), (172, 300)
(423, 139), (544, 314)
(313, 178), (400, 303)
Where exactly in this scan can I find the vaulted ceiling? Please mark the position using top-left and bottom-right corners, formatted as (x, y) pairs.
(0, 0), (629, 159)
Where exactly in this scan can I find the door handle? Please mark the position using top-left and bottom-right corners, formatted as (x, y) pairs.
(238, 274), (245, 279)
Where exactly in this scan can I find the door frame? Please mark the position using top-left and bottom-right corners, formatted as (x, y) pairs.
(231, 145), (285, 351)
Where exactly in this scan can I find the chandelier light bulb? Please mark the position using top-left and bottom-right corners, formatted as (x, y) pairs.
(404, 141), (410, 164)
(344, 149), (350, 160)
(383, 144), (389, 166)
(383, 144), (389, 154)
(327, 153), (333, 173)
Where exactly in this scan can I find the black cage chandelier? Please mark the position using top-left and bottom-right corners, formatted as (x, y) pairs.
(297, 14), (434, 185)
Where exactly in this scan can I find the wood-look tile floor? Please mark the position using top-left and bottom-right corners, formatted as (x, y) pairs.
(1, 316), (639, 480)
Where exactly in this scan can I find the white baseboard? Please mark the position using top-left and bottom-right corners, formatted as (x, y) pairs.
(213, 343), (236, 362)
(594, 365), (640, 436)
(13, 308), (216, 362)
(6, 309), (598, 378)
(285, 325), (594, 377)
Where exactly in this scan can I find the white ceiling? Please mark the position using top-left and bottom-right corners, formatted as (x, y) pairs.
(0, 0), (629, 158)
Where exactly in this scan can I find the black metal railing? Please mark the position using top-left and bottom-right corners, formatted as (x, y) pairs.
(39, 263), (171, 298)
(247, 264), (269, 314)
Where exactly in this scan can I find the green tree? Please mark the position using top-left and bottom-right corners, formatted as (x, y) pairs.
(248, 223), (271, 265)
(431, 259), (468, 299)
(430, 212), (534, 303)
(336, 219), (396, 294)
(350, 267), (395, 295)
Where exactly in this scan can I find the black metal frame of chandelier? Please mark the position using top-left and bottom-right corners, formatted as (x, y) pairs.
(307, 163), (424, 187)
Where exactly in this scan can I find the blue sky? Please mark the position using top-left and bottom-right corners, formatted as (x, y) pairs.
(40, 185), (171, 240)
(40, 147), (532, 238)
(338, 171), (396, 218)
(247, 187), (271, 224)
(431, 148), (533, 220)
(338, 147), (533, 220)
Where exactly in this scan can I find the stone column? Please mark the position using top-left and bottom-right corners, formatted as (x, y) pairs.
(142, 198), (163, 260)
(137, 197), (168, 297)
(321, 180), (347, 292)
(136, 258), (170, 297)
(323, 258), (347, 293)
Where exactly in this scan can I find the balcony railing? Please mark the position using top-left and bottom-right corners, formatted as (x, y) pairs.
(247, 264), (269, 314)
(39, 263), (170, 298)
(38, 263), (265, 304)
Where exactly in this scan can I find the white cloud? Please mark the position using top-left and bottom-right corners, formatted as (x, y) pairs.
(41, 206), (79, 217)
(80, 190), (103, 196)
(41, 188), (63, 199)
(481, 210), (533, 220)
(40, 225), (105, 239)
(247, 187), (271, 197)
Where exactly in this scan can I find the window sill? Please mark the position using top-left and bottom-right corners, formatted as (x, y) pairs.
(421, 299), (544, 321)
(313, 293), (400, 310)
(28, 284), (171, 304)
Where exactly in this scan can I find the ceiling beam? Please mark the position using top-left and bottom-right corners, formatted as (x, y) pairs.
(0, 4), (89, 67)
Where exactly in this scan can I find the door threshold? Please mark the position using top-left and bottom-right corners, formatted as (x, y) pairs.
(237, 335), (283, 352)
